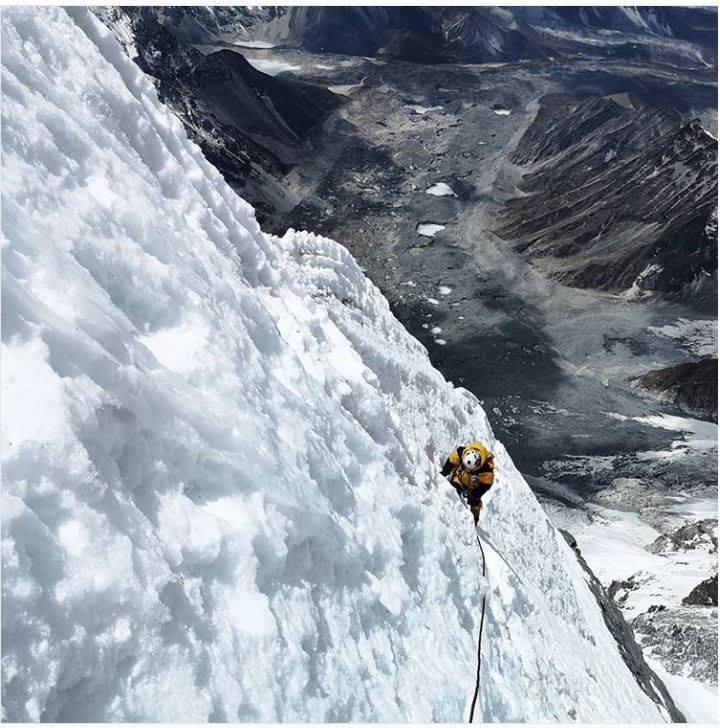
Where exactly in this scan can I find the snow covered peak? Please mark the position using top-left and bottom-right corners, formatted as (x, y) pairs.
(2, 7), (679, 722)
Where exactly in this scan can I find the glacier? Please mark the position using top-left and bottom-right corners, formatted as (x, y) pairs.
(1, 7), (679, 723)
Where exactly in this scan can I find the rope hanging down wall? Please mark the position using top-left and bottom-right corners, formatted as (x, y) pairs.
(468, 531), (487, 724)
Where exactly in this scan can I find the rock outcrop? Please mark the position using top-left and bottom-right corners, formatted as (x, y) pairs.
(635, 359), (718, 422)
(496, 94), (717, 307)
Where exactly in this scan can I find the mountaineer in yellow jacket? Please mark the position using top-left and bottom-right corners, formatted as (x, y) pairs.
(441, 442), (495, 523)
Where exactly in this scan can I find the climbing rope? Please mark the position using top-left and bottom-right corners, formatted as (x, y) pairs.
(468, 529), (487, 724)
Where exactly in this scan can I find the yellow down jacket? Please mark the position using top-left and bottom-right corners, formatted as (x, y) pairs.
(441, 442), (495, 492)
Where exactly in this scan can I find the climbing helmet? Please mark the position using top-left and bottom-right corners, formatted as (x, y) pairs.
(461, 447), (483, 471)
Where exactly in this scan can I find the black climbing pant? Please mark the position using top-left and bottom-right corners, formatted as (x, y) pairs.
(457, 484), (491, 510)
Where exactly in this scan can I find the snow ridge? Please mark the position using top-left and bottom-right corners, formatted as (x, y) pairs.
(2, 7), (674, 723)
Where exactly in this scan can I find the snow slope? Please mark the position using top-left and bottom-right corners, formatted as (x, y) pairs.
(1, 7), (677, 723)
(647, 657), (718, 724)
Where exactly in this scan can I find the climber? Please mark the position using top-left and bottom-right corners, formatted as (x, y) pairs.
(441, 442), (495, 524)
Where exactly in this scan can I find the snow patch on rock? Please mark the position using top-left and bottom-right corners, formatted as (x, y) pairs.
(245, 57), (301, 76)
(405, 104), (443, 115)
(426, 183), (457, 197)
(648, 318), (717, 357)
(417, 223), (446, 237)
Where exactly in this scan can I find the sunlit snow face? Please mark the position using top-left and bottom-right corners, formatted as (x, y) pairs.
(462, 449), (482, 471)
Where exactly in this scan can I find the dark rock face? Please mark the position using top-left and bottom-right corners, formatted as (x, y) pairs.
(562, 533), (685, 721)
(434, 8), (547, 64)
(459, 6), (717, 66)
(495, 94), (718, 307)
(263, 7), (399, 56)
(558, 528), (577, 549)
(520, 6), (718, 63)
(188, 50), (340, 155)
(683, 574), (718, 607)
(122, 6), (280, 46)
(648, 518), (718, 555)
(253, 6), (717, 66)
(635, 358), (718, 422)
(262, 7), (445, 62)
(94, 8), (340, 223)
(608, 575), (639, 607)
(632, 606), (718, 685)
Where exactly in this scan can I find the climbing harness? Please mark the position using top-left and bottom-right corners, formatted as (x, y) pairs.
(468, 528), (487, 724)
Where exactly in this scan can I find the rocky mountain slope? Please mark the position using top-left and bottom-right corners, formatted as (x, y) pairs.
(516, 6), (718, 66)
(613, 518), (718, 687)
(222, 6), (717, 67)
(259, 7), (445, 63)
(95, 7), (340, 225)
(635, 358), (718, 421)
(1, 7), (684, 723)
(496, 93), (718, 307)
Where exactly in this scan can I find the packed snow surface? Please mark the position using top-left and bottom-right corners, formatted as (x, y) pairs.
(2, 7), (674, 723)
(236, 40), (276, 49)
(328, 78), (366, 96)
(622, 264), (663, 301)
(425, 183), (457, 197)
(546, 499), (716, 619)
(605, 412), (717, 459)
(405, 104), (443, 115)
(416, 223), (446, 237)
(632, 414), (717, 451)
(646, 658), (718, 724)
(648, 318), (717, 357)
(244, 57), (301, 76)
